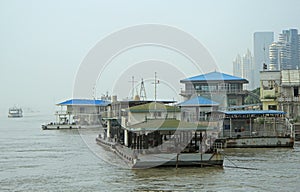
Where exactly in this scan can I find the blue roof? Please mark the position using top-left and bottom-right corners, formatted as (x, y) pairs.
(178, 96), (219, 106)
(181, 71), (248, 82)
(57, 99), (111, 106)
(223, 110), (286, 115)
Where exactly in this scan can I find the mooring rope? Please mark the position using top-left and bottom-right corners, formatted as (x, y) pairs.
(221, 151), (259, 171)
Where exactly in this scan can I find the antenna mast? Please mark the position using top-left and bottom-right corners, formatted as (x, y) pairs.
(140, 78), (147, 101)
(153, 72), (159, 103)
(263, 43), (267, 70)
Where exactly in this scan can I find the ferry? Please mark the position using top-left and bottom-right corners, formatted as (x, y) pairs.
(8, 107), (23, 118)
(96, 99), (224, 169)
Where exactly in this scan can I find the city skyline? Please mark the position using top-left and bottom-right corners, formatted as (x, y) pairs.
(270, 29), (300, 70)
(234, 28), (300, 90)
(1, 0), (300, 113)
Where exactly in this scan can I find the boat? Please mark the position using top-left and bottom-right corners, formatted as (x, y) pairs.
(42, 99), (110, 130)
(8, 107), (23, 118)
(96, 100), (224, 169)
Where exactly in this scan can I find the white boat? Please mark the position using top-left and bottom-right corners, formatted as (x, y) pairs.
(8, 107), (23, 118)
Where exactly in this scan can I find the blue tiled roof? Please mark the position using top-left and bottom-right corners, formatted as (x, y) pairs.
(223, 110), (286, 115)
(57, 99), (111, 106)
(178, 96), (219, 106)
(181, 71), (248, 82)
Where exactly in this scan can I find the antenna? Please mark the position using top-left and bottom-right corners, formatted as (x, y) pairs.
(152, 72), (160, 103)
(152, 72), (160, 118)
(263, 44), (266, 70)
(140, 78), (147, 101)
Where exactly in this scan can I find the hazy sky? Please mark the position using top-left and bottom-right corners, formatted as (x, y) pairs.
(1, 0), (300, 114)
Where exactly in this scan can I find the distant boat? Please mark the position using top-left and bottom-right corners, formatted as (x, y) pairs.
(8, 107), (23, 118)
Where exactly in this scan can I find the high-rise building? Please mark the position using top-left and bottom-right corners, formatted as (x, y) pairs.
(233, 54), (242, 77)
(233, 49), (254, 90)
(269, 41), (289, 70)
(280, 29), (299, 69)
(253, 32), (274, 88)
(269, 29), (300, 70)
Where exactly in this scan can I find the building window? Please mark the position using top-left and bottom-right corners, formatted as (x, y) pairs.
(199, 111), (206, 121)
(230, 84), (240, 92)
(268, 105), (277, 110)
(228, 98), (237, 106)
(294, 87), (299, 97)
(200, 85), (209, 91)
(80, 107), (85, 113)
(268, 80), (275, 89)
(154, 112), (162, 117)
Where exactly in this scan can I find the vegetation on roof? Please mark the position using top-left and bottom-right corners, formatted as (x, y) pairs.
(128, 102), (181, 113)
(128, 119), (210, 131)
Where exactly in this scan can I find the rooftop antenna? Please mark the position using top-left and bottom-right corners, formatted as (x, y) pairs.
(263, 43), (267, 71)
(140, 78), (147, 101)
(129, 76), (137, 100)
(152, 72), (159, 118)
(153, 72), (160, 103)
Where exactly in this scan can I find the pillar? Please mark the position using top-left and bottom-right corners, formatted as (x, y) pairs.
(124, 130), (128, 146)
(107, 120), (111, 139)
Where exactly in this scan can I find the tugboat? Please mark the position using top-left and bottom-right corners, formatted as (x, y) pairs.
(8, 107), (23, 118)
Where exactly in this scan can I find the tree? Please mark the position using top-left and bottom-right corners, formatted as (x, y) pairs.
(245, 88), (261, 104)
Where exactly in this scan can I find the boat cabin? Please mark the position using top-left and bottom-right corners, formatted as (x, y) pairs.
(55, 99), (110, 125)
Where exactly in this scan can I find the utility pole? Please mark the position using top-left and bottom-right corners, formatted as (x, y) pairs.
(152, 72), (159, 118)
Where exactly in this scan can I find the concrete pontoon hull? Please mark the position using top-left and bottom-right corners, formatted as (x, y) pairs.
(42, 124), (101, 130)
(96, 137), (224, 169)
(225, 137), (294, 148)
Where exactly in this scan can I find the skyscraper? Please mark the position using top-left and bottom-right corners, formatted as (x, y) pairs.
(253, 32), (274, 88)
(279, 29), (299, 69)
(269, 41), (289, 70)
(268, 29), (300, 70)
(233, 49), (254, 90)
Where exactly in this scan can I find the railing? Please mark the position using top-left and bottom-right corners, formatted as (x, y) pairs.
(180, 89), (247, 96)
(278, 97), (300, 102)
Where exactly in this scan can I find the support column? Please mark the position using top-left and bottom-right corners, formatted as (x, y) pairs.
(133, 133), (137, 149)
(229, 117), (232, 138)
(124, 129), (128, 146)
(107, 120), (111, 139)
(249, 117), (252, 137)
(140, 135), (143, 150)
(144, 134), (149, 149)
(195, 131), (198, 151)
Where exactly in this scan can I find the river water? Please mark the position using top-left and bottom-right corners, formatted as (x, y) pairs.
(1, 113), (300, 191)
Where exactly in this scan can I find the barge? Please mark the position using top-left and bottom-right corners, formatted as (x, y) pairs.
(96, 101), (224, 169)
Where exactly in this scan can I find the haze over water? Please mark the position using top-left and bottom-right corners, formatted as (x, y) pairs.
(1, 114), (300, 191)
(2, 1), (300, 191)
